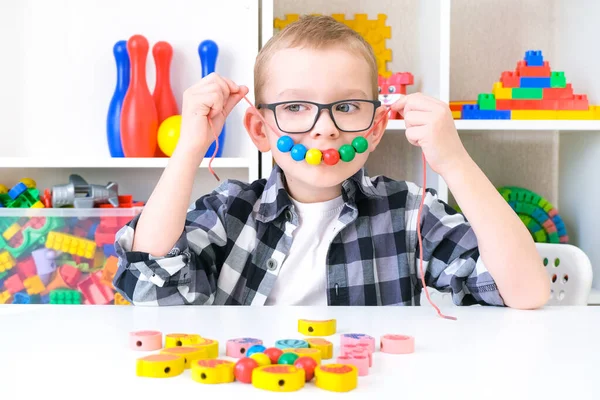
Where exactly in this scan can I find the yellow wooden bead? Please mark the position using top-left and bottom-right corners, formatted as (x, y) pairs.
(188, 337), (219, 359)
(136, 354), (185, 378)
(250, 352), (272, 367)
(191, 359), (235, 384)
(19, 178), (37, 189)
(165, 333), (201, 348)
(305, 338), (334, 360)
(289, 347), (321, 364)
(314, 363), (358, 392)
(298, 319), (336, 336)
(160, 346), (207, 368)
(252, 365), (305, 392)
(305, 148), (322, 165)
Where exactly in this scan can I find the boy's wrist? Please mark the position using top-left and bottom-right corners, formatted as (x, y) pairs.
(439, 152), (476, 185)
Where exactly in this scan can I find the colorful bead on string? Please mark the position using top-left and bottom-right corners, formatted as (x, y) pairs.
(276, 136), (369, 165)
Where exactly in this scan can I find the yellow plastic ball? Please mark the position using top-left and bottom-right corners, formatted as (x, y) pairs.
(249, 352), (272, 367)
(305, 148), (322, 165)
(157, 115), (182, 157)
(19, 178), (36, 189)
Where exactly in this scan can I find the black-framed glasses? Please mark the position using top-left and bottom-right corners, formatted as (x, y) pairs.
(256, 99), (381, 134)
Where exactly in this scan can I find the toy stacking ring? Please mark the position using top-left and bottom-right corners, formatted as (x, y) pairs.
(276, 136), (369, 166)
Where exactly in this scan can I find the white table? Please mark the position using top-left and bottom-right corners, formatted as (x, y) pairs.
(0, 305), (598, 399)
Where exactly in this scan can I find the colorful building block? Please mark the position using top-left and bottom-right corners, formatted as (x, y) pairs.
(45, 231), (96, 259)
(461, 105), (511, 119)
(551, 71), (567, 88)
(492, 82), (512, 99)
(23, 275), (45, 295)
(519, 77), (551, 88)
(524, 50), (544, 66)
(516, 60), (550, 77)
(477, 93), (496, 110)
(49, 289), (83, 304)
(512, 88), (543, 99)
(0, 251), (15, 273)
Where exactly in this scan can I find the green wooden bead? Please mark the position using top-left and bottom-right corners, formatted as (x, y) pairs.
(277, 352), (299, 365)
(352, 137), (369, 153)
(338, 144), (356, 162)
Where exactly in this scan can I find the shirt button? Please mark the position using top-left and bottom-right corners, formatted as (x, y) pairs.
(266, 258), (278, 270)
(284, 210), (293, 221)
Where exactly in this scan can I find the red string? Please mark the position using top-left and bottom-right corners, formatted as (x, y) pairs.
(205, 95), (455, 320)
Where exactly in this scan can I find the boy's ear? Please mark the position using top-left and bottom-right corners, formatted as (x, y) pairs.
(244, 108), (271, 152)
(368, 106), (389, 151)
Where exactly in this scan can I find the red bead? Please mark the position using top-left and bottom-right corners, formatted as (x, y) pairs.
(263, 347), (283, 364)
(322, 148), (340, 165)
(234, 357), (259, 384)
(293, 356), (318, 382)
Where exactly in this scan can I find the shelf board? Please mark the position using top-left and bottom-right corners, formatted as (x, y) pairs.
(0, 157), (252, 169)
(386, 119), (600, 131)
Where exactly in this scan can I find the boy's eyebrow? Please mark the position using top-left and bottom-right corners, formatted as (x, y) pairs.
(275, 89), (370, 101)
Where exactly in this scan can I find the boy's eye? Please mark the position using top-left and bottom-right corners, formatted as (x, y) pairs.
(335, 103), (359, 113)
(283, 103), (310, 112)
(388, 86), (396, 93)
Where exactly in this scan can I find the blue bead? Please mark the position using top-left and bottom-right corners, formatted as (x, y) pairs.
(290, 144), (307, 161)
(245, 344), (266, 357)
(277, 136), (294, 153)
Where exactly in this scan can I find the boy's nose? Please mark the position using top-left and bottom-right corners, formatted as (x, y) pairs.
(310, 110), (340, 139)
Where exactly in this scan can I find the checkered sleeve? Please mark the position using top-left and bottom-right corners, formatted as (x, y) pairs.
(408, 184), (506, 306)
(112, 181), (232, 306)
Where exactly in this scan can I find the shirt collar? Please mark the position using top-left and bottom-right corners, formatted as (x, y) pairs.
(256, 164), (383, 223)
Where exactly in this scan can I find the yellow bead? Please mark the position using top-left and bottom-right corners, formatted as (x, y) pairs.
(250, 352), (272, 367)
(136, 354), (185, 378)
(298, 319), (336, 336)
(314, 363), (358, 392)
(285, 347), (321, 364)
(190, 338), (219, 359)
(165, 333), (201, 348)
(19, 178), (37, 189)
(305, 338), (334, 360)
(160, 346), (208, 368)
(305, 148), (322, 165)
(252, 365), (305, 392)
(0, 185), (7, 195)
(191, 359), (235, 384)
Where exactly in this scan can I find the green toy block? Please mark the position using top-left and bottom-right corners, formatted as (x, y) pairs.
(0, 193), (10, 206)
(512, 88), (543, 99)
(6, 188), (39, 208)
(477, 93), (496, 110)
(551, 72), (566, 88)
(49, 289), (83, 304)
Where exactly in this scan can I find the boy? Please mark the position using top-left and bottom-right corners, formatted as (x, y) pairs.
(112, 16), (549, 309)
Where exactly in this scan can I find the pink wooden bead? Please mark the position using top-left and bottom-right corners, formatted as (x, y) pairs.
(336, 354), (369, 376)
(380, 334), (415, 354)
(226, 338), (263, 358)
(340, 333), (375, 353)
(129, 330), (162, 351)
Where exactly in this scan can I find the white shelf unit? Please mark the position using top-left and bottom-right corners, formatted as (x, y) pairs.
(0, 0), (260, 201)
(264, 0), (600, 302)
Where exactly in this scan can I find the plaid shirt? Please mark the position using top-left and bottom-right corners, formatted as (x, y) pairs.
(112, 165), (505, 307)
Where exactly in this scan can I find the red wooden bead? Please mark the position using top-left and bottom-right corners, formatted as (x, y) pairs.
(263, 347), (283, 364)
(322, 148), (340, 165)
(234, 357), (259, 384)
(294, 356), (318, 382)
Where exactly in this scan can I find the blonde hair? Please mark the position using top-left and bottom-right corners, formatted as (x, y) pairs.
(254, 15), (379, 104)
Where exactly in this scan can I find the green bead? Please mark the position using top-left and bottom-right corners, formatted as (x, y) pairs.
(277, 352), (299, 365)
(352, 137), (369, 153)
(338, 144), (356, 162)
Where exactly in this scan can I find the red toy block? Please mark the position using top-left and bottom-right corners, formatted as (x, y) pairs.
(558, 94), (589, 110)
(496, 100), (540, 110)
(60, 264), (82, 288)
(94, 225), (118, 247)
(516, 60), (550, 77)
(543, 84), (574, 100)
(4, 274), (24, 294)
(77, 271), (114, 305)
(16, 256), (37, 280)
(500, 71), (520, 88)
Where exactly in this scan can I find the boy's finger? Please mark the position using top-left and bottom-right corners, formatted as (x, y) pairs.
(389, 94), (408, 112)
(211, 75), (232, 101)
(402, 94), (436, 112)
(221, 76), (241, 93)
(223, 86), (250, 115)
(403, 110), (430, 126)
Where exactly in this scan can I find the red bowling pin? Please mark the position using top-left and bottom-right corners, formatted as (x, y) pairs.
(152, 41), (178, 157)
(120, 34), (158, 157)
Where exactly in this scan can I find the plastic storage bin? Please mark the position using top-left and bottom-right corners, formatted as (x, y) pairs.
(0, 207), (141, 305)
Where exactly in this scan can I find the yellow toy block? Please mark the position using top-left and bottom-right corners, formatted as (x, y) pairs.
(273, 13), (299, 30)
(555, 106), (600, 120)
(2, 223), (20, 241)
(19, 178), (36, 189)
(30, 201), (44, 208)
(0, 251), (15, 273)
(45, 231), (96, 259)
(0, 185), (7, 194)
(191, 359), (235, 384)
(314, 363), (358, 392)
(0, 290), (11, 304)
(298, 319), (336, 336)
(512, 110), (558, 120)
(136, 354), (185, 378)
(492, 82), (512, 99)
(114, 292), (130, 305)
(24, 275), (45, 295)
(452, 111), (461, 119)
(252, 365), (305, 392)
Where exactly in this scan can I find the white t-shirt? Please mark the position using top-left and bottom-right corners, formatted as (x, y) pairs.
(265, 195), (345, 306)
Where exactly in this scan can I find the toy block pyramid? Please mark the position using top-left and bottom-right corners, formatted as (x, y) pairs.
(458, 50), (600, 120)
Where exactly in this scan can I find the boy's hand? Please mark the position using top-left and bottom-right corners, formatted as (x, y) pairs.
(178, 73), (249, 156)
(390, 93), (469, 175)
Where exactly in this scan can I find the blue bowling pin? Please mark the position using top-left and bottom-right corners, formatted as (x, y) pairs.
(106, 40), (130, 157)
(199, 40), (225, 158)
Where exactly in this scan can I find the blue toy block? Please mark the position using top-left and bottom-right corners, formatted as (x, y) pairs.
(525, 50), (544, 66)
(8, 182), (27, 200)
(519, 77), (551, 88)
(40, 294), (50, 304)
(461, 105), (511, 119)
(12, 292), (31, 304)
(103, 244), (117, 257)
